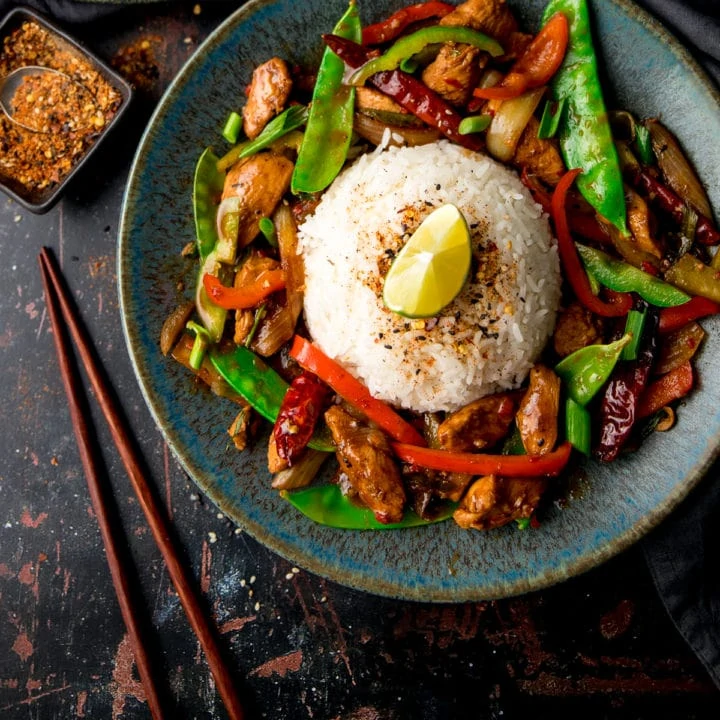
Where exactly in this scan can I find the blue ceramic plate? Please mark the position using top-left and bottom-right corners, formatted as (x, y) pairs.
(119, 0), (720, 601)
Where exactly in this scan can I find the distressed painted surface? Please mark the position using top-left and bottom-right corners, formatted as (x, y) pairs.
(0, 2), (719, 719)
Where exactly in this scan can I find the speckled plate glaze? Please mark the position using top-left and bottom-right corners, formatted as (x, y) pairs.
(119, 0), (720, 601)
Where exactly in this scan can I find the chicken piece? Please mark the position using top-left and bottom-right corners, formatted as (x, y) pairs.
(242, 57), (293, 140)
(626, 185), (663, 259)
(355, 86), (418, 123)
(421, 43), (485, 107)
(553, 301), (604, 358)
(222, 152), (294, 247)
(439, 0), (519, 42)
(325, 405), (406, 524)
(228, 408), (253, 452)
(513, 117), (566, 187)
(453, 475), (547, 530)
(267, 434), (288, 474)
(437, 393), (517, 452)
(232, 251), (280, 344)
(516, 365), (560, 456)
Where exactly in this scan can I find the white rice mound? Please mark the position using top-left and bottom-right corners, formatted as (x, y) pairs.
(298, 141), (561, 414)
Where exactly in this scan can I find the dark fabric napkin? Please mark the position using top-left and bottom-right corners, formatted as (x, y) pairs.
(3, 0), (719, 691)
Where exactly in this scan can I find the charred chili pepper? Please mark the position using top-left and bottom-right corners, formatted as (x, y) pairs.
(210, 345), (334, 451)
(272, 371), (329, 466)
(658, 296), (720, 333)
(350, 25), (503, 86)
(472, 12), (568, 101)
(291, 1), (361, 194)
(552, 169), (632, 317)
(631, 169), (720, 246)
(543, 0), (627, 234)
(282, 484), (456, 530)
(323, 34), (482, 151)
(193, 147), (225, 261)
(595, 307), (659, 462)
(575, 243), (690, 307)
(554, 333), (631, 406)
(362, 1), (455, 45)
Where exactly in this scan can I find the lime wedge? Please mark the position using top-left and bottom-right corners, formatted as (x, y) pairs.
(383, 204), (472, 318)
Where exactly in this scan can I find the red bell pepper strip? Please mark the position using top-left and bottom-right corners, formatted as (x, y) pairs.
(203, 269), (286, 310)
(552, 168), (632, 317)
(472, 12), (568, 101)
(392, 440), (572, 476)
(289, 335), (427, 446)
(520, 168), (610, 245)
(637, 361), (694, 419)
(272, 371), (329, 465)
(632, 170), (720, 246)
(362, 1), (455, 45)
(323, 34), (482, 152)
(658, 296), (720, 333)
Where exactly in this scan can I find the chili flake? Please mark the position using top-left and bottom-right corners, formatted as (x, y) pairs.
(0, 21), (123, 196)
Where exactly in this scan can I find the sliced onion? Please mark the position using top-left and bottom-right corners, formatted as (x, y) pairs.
(486, 87), (545, 162)
(647, 119), (714, 220)
(159, 300), (195, 356)
(271, 449), (330, 490)
(654, 321), (705, 375)
(215, 196), (242, 264)
(353, 113), (441, 148)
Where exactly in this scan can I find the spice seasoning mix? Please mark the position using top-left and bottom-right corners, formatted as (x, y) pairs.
(0, 21), (123, 196)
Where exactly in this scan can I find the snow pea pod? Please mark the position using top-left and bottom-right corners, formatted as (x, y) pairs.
(576, 243), (691, 307)
(210, 345), (334, 452)
(281, 485), (456, 530)
(555, 333), (631, 407)
(542, 0), (627, 234)
(291, 1), (361, 194)
(193, 147), (224, 261)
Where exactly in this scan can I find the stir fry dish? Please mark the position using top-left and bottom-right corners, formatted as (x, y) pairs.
(161, 0), (719, 531)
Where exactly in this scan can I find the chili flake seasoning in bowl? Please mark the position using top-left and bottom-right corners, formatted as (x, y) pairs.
(0, 7), (132, 213)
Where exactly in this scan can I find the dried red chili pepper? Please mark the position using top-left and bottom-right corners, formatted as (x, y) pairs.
(595, 307), (659, 462)
(632, 170), (720, 246)
(323, 34), (482, 151)
(272, 371), (329, 465)
(362, 1), (455, 45)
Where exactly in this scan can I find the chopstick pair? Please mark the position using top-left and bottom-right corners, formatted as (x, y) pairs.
(38, 247), (245, 720)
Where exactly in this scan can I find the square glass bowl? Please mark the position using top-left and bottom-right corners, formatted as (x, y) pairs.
(0, 7), (133, 213)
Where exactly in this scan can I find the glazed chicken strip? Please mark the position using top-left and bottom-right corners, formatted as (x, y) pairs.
(422, 0), (519, 106)
(516, 365), (560, 456)
(222, 151), (294, 248)
(437, 393), (517, 451)
(512, 117), (566, 186)
(325, 405), (406, 524)
(242, 56), (293, 139)
(454, 475), (547, 530)
(553, 301), (604, 358)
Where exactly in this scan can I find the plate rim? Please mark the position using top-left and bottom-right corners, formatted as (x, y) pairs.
(118, 0), (720, 601)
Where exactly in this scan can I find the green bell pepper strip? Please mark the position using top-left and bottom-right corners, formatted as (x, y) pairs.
(555, 333), (631, 406)
(348, 26), (503, 86)
(216, 104), (309, 172)
(576, 243), (691, 307)
(542, 0), (628, 234)
(209, 345), (334, 452)
(193, 147), (225, 262)
(537, 97), (566, 139)
(291, 1), (362, 194)
(564, 396), (591, 455)
(281, 484), (456, 530)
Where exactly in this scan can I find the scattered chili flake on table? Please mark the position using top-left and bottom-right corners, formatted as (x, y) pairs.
(0, 21), (123, 195)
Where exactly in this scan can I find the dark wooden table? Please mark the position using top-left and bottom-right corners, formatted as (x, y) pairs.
(1, 3), (719, 718)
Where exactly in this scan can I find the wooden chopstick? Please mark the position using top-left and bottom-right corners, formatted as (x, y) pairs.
(38, 253), (167, 720)
(38, 247), (245, 720)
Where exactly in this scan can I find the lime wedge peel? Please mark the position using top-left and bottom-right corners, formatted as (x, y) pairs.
(383, 203), (472, 318)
